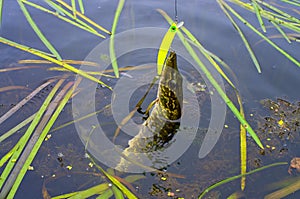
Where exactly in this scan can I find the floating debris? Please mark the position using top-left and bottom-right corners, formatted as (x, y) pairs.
(44, 134), (51, 141)
(120, 72), (133, 78)
(88, 162), (94, 167)
(288, 157), (300, 174)
(57, 152), (64, 158)
(161, 177), (167, 181)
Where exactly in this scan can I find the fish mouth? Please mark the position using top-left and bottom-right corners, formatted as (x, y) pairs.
(166, 51), (177, 69)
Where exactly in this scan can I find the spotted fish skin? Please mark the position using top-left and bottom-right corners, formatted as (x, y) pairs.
(116, 51), (183, 171)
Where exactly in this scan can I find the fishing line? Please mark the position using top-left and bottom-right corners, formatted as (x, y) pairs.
(174, 0), (178, 22)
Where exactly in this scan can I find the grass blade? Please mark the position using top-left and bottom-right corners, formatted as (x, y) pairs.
(175, 14), (249, 188)
(0, 78), (64, 197)
(231, 0), (300, 25)
(56, 0), (111, 35)
(110, 0), (126, 78)
(46, 0), (105, 38)
(0, 79), (54, 125)
(0, 113), (35, 143)
(252, 0), (266, 32)
(6, 79), (77, 198)
(67, 183), (110, 199)
(89, 157), (138, 199)
(44, 0), (65, 16)
(17, 0), (62, 60)
(221, 0), (300, 69)
(0, 65), (42, 72)
(50, 105), (111, 133)
(51, 192), (78, 199)
(23, 0), (105, 38)
(96, 188), (114, 199)
(124, 175), (146, 183)
(71, 0), (76, 18)
(112, 185), (125, 199)
(0, 0), (3, 27)
(281, 0), (300, 7)
(0, 144), (19, 168)
(0, 36), (112, 89)
(265, 177), (300, 198)
(78, 0), (84, 14)
(271, 20), (291, 43)
(219, 0), (262, 73)
(237, 96), (247, 190)
(0, 85), (30, 92)
(180, 29), (237, 89)
(198, 162), (288, 198)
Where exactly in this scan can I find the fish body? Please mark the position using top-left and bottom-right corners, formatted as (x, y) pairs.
(116, 51), (183, 171)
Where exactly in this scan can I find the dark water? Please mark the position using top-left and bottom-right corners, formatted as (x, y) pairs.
(0, 0), (300, 198)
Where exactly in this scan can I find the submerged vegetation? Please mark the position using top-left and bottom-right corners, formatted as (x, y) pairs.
(0, 0), (299, 198)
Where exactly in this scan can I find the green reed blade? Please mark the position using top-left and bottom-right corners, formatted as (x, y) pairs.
(230, 0), (300, 30)
(89, 157), (138, 199)
(252, 0), (266, 32)
(0, 144), (18, 168)
(281, 0), (300, 7)
(221, 0), (300, 67)
(67, 183), (110, 199)
(257, 5), (298, 23)
(71, 0), (76, 18)
(17, 0), (62, 60)
(198, 162), (288, 199)
(44, 0), (70, 16)
(24, 0), (104, 38)
(183, 29), (251, 174)
(50, 105), (111, 133)
(110, 0), (126, 78)
(219, 0), (262, 73)
(271, 20), (291, 43)
(51, 192), (78, 199)
(7, 80), (77, 198)
(158, 9), (264, 149)
(43, 0), (65, 16)
(0, 79), (53, 125)
(236, 94), (247, 190)
(0, 0), (3, 26)
(124, 175), (146, 183)
(112, 185), (125, 199)
(78, 0), (84, 14)
(0, 78), (63, 197)
(56, 0), (111, 35)
(183, 30), (238, 89)
(0, 113), (35, 143)
(258, 0), (300, 23)
(96, 188), (114, 199)
(0, 36), (112, 89)
(44, 0), (106, 38)
(265, 176), (300, 199)
(179, 32), (263, 148)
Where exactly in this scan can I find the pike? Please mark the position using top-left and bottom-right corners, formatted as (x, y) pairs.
(116, 51), (183, 171)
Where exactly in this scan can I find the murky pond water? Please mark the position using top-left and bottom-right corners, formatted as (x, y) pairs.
(0, 0), (300, 198)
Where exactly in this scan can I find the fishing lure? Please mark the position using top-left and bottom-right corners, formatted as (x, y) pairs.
(157, 21), (184, 75)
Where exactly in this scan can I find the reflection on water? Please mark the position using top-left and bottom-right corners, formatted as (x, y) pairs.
(0, 0), (300, 198)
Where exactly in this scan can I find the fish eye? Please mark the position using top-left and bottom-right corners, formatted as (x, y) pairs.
(169, 79), (176, 90)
